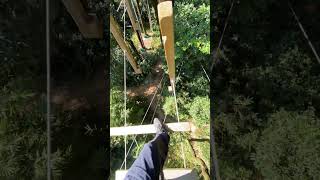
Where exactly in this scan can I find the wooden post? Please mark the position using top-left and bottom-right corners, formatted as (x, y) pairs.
(110, 15), (142, 74)
(61, 0), (103, 38)
(157, 0), (175, 84)
(125, 0), (146, 48)
(110, 122), (194, 136)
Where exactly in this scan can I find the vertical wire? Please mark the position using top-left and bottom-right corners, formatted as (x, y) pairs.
(172, 80), (186, 168)
(123, 7), (127, 170)
(172, 82), (180, 123)
(46, 0), (51, 178)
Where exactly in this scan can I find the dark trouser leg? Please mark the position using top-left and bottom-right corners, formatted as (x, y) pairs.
(125, 132), (170, 180)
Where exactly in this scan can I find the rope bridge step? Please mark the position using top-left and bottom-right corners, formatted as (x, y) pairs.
(110, 122), (194, 136)
(115, 169), (197, 180)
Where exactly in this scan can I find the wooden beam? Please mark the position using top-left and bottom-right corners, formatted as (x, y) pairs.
(135, 0), (146, 34)
(125, 0), (146, 48)
(157, 1), (175, 83)
(110, 122), (193, 136)
(116, 169), (198, 180)
(61, 0), (103, 38)
(110, 16), (142, 74)
(125, 0), (141, 31)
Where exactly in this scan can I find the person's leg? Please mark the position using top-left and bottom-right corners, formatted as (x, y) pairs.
(124, 131), (170, 180)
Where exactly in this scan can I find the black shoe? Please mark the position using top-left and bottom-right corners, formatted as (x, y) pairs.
(153, 118), (166, 134)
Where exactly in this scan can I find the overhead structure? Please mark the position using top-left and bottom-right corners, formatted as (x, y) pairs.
(110, 15), (142, 74)
(61, 0), (103, 38)
(157, 0), (175, 85)
(124, 0), (146, 48)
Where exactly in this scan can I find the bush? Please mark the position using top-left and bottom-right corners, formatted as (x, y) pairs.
(187, 96), (210, 128)
(253, 109), (320, 179)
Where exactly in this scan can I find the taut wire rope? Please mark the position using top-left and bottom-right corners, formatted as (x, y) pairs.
(210, 0), (235, 71)
(209, 0), (236, 178)
(288, 2), (320, 64)
(123, 7), (127, 170)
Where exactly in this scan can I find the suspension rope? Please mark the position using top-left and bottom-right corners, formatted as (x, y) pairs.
(172, 82), (180, 123)
(131, 0), (141, 29)
(134, 0), (146, 34)
(121, 6), (127, 19)
(150, 77), (166, 123)
(120, 73), (165, 169)
(209, 1), (235, 178)
(210, 0), (235, 71)
(120, 76), (167, 170)
(123, 7), (128, 170)
(288, 2), (320, 64)
(201, 63), (211, 82)
(117, 0), (124, 12)
(170, 79), (187, 168)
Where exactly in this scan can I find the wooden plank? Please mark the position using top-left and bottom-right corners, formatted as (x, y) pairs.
(61, 0), (103, 38)
(110, 15), (142, 74)
(157, 1), (175, 83)
(125, 0), (141, 31)
(135, 0), (146, 34)
(115, 169), (198, 180)
(110, 122), (193, 136)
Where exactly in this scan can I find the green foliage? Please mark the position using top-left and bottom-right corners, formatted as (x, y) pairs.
(248, 47), (320, 110)
(110, 88), (126, 127)
(0, 89), (46, 179)
(0, 89), (72, 179)
(213, 1), (320, 178)
(174, 0), (210, 94)
(253, 109), (320, 179)
(219, 160), (253, 180)
(187, 96), (210, 128)
(165, 133), (195, 168)
(184, 76), (209, 97)
(51, 146), (72, 179)
(110, 88), (149, 127)
(162, 96), (176, 117)
(175, 0), (210, 55)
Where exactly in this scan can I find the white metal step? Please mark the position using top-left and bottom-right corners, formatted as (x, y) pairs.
(115, 168), (198, 180)
(110, 122), (193, 136)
